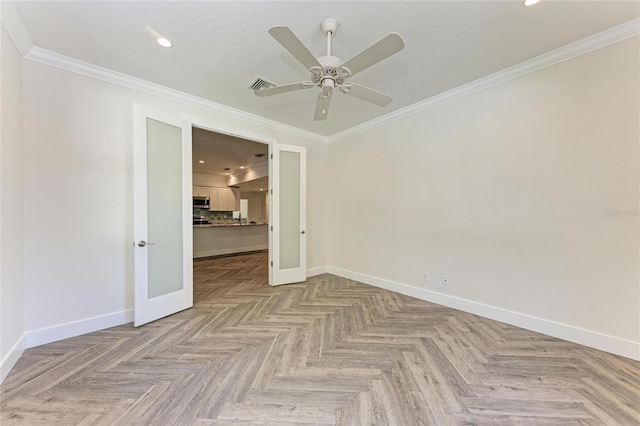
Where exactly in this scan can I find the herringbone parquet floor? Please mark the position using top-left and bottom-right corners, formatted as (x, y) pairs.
(1, 250), (639, 425)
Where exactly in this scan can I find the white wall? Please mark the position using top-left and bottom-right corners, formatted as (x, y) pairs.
(0, 25), (26, 381)
(240, 192), (267, 223)
(20, 59), (327, 337)
(327, 37), (639, 357)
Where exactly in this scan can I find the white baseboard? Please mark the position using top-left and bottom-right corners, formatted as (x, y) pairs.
(327, 266), (640, 361)
(307, 265), (328, 277)
(26, 309), (133, 349)
(194, 245), (268, 259)
(1, 333), (27, 384)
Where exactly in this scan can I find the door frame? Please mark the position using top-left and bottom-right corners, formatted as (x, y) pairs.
(182, 115), (281, 286)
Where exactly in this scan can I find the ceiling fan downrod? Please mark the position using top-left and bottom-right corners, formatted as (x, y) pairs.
(321, 18), (338, 57)
(319, 18), (339, 98)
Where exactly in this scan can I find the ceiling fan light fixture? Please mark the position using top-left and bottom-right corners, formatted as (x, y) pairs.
(320, 78), (334, 99)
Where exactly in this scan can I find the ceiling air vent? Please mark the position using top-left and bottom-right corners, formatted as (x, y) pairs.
(249, 76), (276, 91)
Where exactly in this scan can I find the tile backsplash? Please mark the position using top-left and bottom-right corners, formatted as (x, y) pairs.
(193, 209), (233, 222)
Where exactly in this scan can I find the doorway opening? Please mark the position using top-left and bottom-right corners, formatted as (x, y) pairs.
(191, 126), (270, 302)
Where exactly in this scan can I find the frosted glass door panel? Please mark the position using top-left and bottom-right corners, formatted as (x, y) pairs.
(146, 118), (184, 298)
(279, 151), (301, 269)
(269, 143), (306, 286)
(133, 104), (192, 327)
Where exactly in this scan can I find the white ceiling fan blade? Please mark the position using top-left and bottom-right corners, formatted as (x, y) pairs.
(343, 83), (393, 106)
(254, 82), (314, 97)
(339, 33), (405, 77)
(268, 26), (323, 71)
(314, 94), (331, 121)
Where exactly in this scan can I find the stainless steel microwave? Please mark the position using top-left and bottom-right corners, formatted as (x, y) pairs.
(193, 196), (209, 209)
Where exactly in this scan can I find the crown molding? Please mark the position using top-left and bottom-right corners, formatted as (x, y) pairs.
(21, 47), (327, 144)
(326, 17), (640, 143)
(1, 2), (33, 56)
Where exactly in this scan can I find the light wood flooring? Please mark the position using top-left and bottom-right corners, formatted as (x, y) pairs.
(2, 250), (639, 425)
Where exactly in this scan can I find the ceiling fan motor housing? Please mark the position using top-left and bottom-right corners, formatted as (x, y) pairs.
(312, 56), (348, 85)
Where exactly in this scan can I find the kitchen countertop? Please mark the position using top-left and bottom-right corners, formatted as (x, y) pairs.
(193, 223), (268, 228)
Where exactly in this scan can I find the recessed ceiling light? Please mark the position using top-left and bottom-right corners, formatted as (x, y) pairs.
(226, 173), (230, 176)
(157, 38), (172, 48)
(259, 188), (263, 191)
(240, 166), (245, 169)
(198, 160), (205, 164)
(524, 0), (540, 6)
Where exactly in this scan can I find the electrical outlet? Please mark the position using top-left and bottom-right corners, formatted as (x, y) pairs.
(421, 272), (429, 282)
(442, 275), (449, 286)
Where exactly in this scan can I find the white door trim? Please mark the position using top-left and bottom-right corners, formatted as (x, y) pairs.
(181, 114), (277, 145)
(180, 114), (307, 286)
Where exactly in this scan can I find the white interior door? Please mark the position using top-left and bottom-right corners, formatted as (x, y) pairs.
(269, 143), (307, 286)
(133, 104), (193, 326)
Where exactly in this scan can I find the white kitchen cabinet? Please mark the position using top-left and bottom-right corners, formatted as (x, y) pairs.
(193, 186), (210, 197)
(208, 187), (220, 211)
(208, 187), (237, 211)
(219, 188), (236, 211)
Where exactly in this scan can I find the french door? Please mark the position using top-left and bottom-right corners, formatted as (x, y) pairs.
(132, 108), (307, 325)
(269, 143), (307, 286)
(132, 105), (193, 326)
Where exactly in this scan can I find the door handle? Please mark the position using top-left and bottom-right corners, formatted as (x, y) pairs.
(301, 230), (306, 234)
(137, 240), (156, 247)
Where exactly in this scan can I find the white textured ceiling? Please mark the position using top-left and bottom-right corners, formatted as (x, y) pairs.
(10, 1), (640, 136)
(192, 127), (268, 177)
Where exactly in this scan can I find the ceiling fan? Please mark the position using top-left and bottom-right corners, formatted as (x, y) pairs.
(254, 18), (405, 121)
